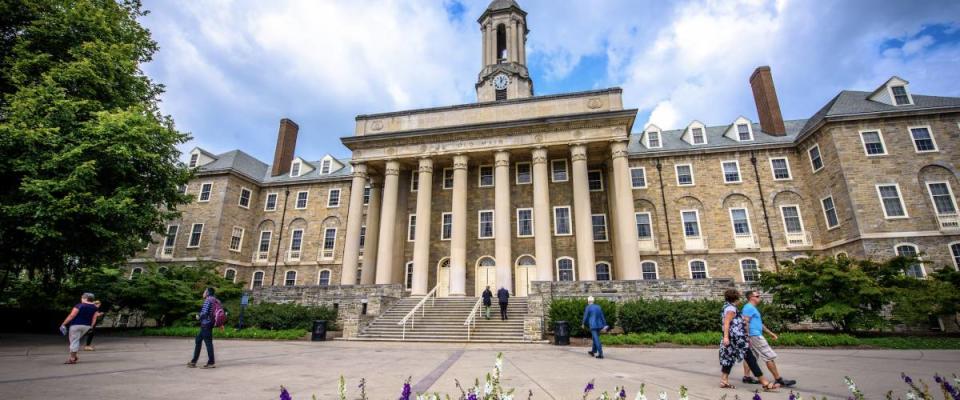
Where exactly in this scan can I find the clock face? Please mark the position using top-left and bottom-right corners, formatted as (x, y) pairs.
(492, 74), (509, 90)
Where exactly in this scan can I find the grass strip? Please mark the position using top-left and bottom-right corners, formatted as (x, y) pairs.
(600, 332), (960, 349)
(139, 326), (308, 340)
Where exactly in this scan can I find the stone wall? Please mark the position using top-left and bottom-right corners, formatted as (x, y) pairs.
(249, 283), (404, 338)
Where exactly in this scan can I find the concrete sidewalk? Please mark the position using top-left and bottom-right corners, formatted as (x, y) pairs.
(0, 334), (957, 399)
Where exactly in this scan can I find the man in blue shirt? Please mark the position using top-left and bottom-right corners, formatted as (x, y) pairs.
(742, 291), (796, 387)
(581, 296), (608, 359)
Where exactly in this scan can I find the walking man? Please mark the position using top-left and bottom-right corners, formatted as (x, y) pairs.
(59, 293), (99, 364)
(582, 296), (608, 359)
(496, 287), (510, 320)
(188, 287), (219, 369)
(482, 286), (493, 320)
(742, 291), (796, 387)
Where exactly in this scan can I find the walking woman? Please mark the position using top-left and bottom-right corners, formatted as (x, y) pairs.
(83, 301), (104, 351)
(719, 289), (778, 391)
(59, 293), (99, 364)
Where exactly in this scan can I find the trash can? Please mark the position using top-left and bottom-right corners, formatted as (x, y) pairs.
(554, 321), (570, 345)
(311, 320), (327, 341)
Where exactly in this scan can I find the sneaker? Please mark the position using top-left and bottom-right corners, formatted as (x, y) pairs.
(83, 346), (94, 351)
(776, 378), (796, 387)
(588, 351), (595, 357)
(187, 362), (197, 368)
(742, 376), (760, 385)
(595, 355), (604, 359)
(202, 363), (216, 369)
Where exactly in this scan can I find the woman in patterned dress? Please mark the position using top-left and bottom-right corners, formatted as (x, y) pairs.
(719, 289), (778, 390)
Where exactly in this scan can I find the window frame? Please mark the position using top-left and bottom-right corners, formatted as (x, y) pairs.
(320, 159), (331, 175)
(478, 165), (495, 187)
(228, 226), (245, 253)
(675, 164), (695, 186)
(894, 243), (925, 278)
(552, 206), (573, 236)
(640, 260), (659, 280)
(721, 160), (742, 184)
(130, 267), (143, 280)
(646, 130), (662, 148)
(442, 168), (454, 190)
(515, 162), (532, 185)
(198, 182), (213, 202)
(290, 160), (302, 177)
(264, 192), (278, 211)
(189, 153), (199, 168)
(555, 257), (576, 282)
(256, 230), (272, 261)
(440, 212), (453, 241)
(550, 159), (569, 183)
(587, 169), (604, 192)
(635, 212), (653, 240)
(779, 204), (806, 235)
(295, 191), (309, 209)
(187, 223), (204, 248)
(591, 213), (608, 242)
(320, 227), (337, 260)
(908, 125), (939, 153)
(949, 242), (960, 271)
(630, 167), (647, 189)
(875, 183), (909, 219)
(888, 85), (913, 106)
(287, 228), (304, 261)
(162, 224), (179, 251)
(858, 129), (888, 156)
(238, 187), (252, 208)
(728, 207), (753, 236)
(404, 262), (414, 291)
(362, 185), (371, 205)
(516, 208), (534, 238)
(691, 127), (706, 145)
(477, 210), (495, 239)
(410, 170), (419, 192)
(407, 214), (417, 242)
(926, 181), (959, 216)
(769, 157), (792, 181)
(326, 188), (341, 208)
(689, 259), (709, 279)
(736, 123), (754, 141)
(251, 270), (265, 289)
(224, 268), (237, 283)
(808, 144), (823, 173)
(739, 258), (760, 282)
(283, 270), (297, 287)
(317, 269), (332, 286)
(680, 209), (701, 238)
(595, 262), (612, 281)
(821, 195), (840, 229)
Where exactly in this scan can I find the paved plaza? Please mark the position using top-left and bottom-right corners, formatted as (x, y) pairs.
(0, 335), (957, 399)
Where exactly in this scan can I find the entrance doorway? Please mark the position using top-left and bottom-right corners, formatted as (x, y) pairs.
(514, 255), (536, 297)
(475, 256), (496, 297)
(437, 258), (450, 297)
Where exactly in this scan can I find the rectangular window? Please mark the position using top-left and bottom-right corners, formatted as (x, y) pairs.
(410, 170), (419, 192)
(891, 85), (910, 105)
(591, 214), (608, 241)
(189, 153), (199, 168)
(257, 231), (272, 259)
(358, 226), (366, 255)
(553, 206), (572, 235)
(320, 159), (331, 174)
(587, 170), (603, 191)
(821, 196), (839, 228)
(478, 210), (494, 239)
(780, 205), (804, 234)
(478, 165), (494, 187)
(635, 212), (652, 239)
(441, 212), (453, 240)
(770, 158), (791, 180)
(265, 193), (278, 211)
(327, 188), (341, 208)
(737, 123), (752, 141)
(691, 127), (705, 144)
(681, 211), (700, 237)
(362, 186), (370, 205)
(808, 144), (823, 172)
(407, 214), (416, 242)
(630, 167), (647, 188)
(642, 262), (658, 280)
(177, 184), (187, 194)
(515, 162), (531, 184)
(188, 223), (204, 248)
(322, 228), (336, 259)
(909, 126), (938, 152)
(647, 131), (661, 148)
(443, 168), (454, 189)
(927, 182), (958, 215)
(896, 245), (924, 278)
(229, 227), (244, 252)
(689, 261), (708, 279)
(295, 191), (308, 209)
(198, 183), (212, 202)
(859, 130), (886, 155)
(722, 161), (741, 183)
(290, 161), (301, 177)
(551, 160), (568, 182)
(288, 229), (303, 260)
(730, 208), (751, 235)
(163, 225), (178, 254)
(238, 187), (251, 208)
(675, 164), (694, 186)
(877, 184), (907, 218)
(516, 208), (533, 237)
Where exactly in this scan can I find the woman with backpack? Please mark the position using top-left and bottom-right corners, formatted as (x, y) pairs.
(188, 287), (223, 369)
(719, 289), (778, 391)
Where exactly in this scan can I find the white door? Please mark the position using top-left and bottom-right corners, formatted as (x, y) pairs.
(437, 259), (450, 297)
(514, 255), (536, 297)
(475, 266), (496, 297)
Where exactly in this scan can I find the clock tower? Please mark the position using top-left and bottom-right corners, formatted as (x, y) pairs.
(476, 0), (533, 102)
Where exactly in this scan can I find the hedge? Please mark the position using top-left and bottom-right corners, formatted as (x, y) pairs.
(243, 303), (338, 331)
(546, 298), (617, 337)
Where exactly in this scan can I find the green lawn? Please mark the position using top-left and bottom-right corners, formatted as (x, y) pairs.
(138, 327), (308, 340)
(600, 332), (960, 349)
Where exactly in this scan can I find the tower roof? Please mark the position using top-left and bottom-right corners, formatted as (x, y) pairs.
(478, 0), (526, 22)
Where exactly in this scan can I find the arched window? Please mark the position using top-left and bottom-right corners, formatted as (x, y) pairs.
(318, 269), (331, 286)
(224, 268), (236, 283)
(895, 244), (924, 278)
(595, 262), (612, 281)
(252, 271), (264, 289)
(556, 258), (575, 281)
(130, 267), (143, 279)
(157, 266), (168, 274)
(404, 262), (414, 290)
(641, 261), (658, 280)
(740, 259), (760, 282)
(439, 258), (451, 269)
(689, 260), (708, 279)
(950, 242), (960, 270)
(496, 24), (507, 62)
(516, 255), (535, 266)
(284, 270), (297, 287)
(835, 252), (848, 260)
(478, 256), (496, 267)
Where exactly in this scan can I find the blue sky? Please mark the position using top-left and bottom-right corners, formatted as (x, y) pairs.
(139, 0), (960, 163)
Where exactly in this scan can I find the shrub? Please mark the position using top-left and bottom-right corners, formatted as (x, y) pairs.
(618, 298), (721, 334)
(140, 326), (307, 340)
(244, 302), (338, 331)
(546, 298), (616, 337)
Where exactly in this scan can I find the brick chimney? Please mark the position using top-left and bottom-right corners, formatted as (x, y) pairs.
(271, 118), (299, 176)
(749, 66), (786, 136)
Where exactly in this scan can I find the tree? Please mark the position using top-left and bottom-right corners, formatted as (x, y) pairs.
(759, 255), (914, 332)
(0, 0), (191, 291)
(893, 268), (960, 330)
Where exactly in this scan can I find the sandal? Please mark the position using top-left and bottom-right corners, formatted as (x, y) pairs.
(720, 382), (736, 389)
(762, 382), (781, 392)
(64, 359), (77, 364)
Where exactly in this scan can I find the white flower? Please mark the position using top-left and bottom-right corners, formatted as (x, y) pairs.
(635, 395), (647, 400)
(905, 392), (917, 400)
(499, 394), (513, 400)
(485, 381), (493, 395)
(658, 391), (668, 400)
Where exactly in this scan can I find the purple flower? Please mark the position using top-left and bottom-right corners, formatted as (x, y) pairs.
(902, 373), (913, 385)
(280, 387), (292, 400)
(584, 382), (594, 393)
(936, 375), (944, 384)
(753, 391), (762, 400)
(399, 382), (411, 400)
(467, 393), (478, 400)
(619, 388), (627, 399)
(788, 393), (796, 400)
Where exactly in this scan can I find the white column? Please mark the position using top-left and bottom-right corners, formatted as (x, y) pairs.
(411, 158), (433, 295)
(519, 22), (526, 65)
(570, 144), (597, 281)
(340, 163), (367, 285)
(449, 154), (469, 296)
(374, 160), (401, 284)
(360, 177), (381, 284)
(481, 25), (488, 68)
(532, 147), (554, 281)
(610, 141), (640, 279)
(487, 24), (495, 65)
(494, 150), (512, 293)
(511, 19), (520, 63)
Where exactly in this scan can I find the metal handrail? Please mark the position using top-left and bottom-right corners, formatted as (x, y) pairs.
(464, 297), (483, 341)
(397, 285), (438, 340)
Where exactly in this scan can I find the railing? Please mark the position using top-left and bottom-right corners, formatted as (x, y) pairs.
(937, 214), (960, 231)
(256, 251), (269, 261)
(785, 231), (812, 247)
(287, 250), (301, 261)
(464, 297), (483, 341)
(397, 285), (438, 340)
(637, 237), (657, 251)
(684, 235), (708, 251)
(734, 233), (759, 249)
(160, 247), (174, 257)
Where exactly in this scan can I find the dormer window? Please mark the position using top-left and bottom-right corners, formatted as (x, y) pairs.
(189, 153), (199, 168)
(320, 159), (331, 175)
(290, 160), (301, 177)
(647, 131), (661, 148)
(891, 85), (910, 105)
(737, 124), (753, 141)
(692, 128), (705, 144)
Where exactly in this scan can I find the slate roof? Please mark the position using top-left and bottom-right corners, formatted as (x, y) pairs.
(798, 90), (960, 136)
(487, 0), (521, 11)
(627, 120), (805, 155)
(194, 149), (352, 184)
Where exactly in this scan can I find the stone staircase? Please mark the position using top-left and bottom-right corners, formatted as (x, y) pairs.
(352, 297), (528, 343)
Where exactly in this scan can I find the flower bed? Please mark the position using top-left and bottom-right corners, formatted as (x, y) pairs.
(599, 332), (960, 349)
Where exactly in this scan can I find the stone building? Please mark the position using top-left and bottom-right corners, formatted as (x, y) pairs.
(131, 0), (960, 298)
